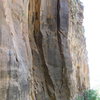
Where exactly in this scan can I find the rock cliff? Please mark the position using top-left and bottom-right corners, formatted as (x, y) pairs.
(0, 0), (89, 100)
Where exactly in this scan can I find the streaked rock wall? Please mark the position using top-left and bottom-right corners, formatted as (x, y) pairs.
(0, 0), (32, 100)
(0, 0), (89, 100)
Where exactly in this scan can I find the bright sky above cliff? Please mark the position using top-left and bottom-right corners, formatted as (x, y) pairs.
(81, 0), (100, 89)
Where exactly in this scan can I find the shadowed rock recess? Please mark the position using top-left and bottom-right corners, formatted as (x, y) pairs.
(0, 0), (89, 100)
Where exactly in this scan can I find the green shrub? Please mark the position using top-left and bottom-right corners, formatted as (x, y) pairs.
(76, 89), (100, 100)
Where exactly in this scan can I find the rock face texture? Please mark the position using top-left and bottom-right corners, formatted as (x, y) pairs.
(0, 0), (89, 100)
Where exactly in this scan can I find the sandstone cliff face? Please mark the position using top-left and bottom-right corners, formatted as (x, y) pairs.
(0, 0), (89, 100)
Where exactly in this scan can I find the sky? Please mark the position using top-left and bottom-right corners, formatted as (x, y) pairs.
(80, 0), (100, 89)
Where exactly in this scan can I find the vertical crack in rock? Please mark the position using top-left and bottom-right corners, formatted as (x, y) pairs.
(34, 32), (56, 99)
(57, 0), (72, 99)
(0, 29), (2, 46)
(57, 0), (66, 89)
(28, 0), (56, 99)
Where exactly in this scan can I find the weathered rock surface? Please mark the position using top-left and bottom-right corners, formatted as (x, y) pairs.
(0, 0), (89, 100)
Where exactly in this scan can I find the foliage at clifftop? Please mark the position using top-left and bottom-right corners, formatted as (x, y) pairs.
(76, 89), (100, 100)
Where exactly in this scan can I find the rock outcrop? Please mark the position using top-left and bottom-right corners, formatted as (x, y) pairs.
(0, 0), (89, 100)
